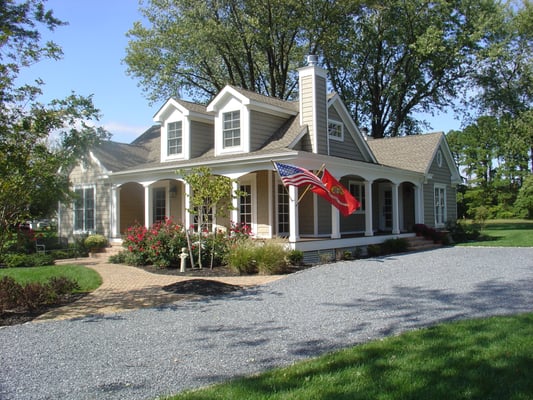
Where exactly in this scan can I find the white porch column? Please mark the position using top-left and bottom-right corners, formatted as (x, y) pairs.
(110, 185), (121, 238)
(288, 185), (299, 242)
(331, 206), (340, 238)
(364, 180), (374, 236)
(143, 184), (151, 228)
(414, 184), (423, 224)
(392, 182), (400, 235)
(184, 182), (192, 230)
(231, 180), (239, 226)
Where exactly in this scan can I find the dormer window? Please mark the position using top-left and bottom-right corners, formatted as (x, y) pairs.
(167, 121), (183, 156)
(223, 111), (240, 148)
(328, 120), (343, 141)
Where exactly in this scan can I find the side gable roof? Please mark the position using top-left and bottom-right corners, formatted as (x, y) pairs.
(367, 132), (461, 183)
(153, 98), (213, 123)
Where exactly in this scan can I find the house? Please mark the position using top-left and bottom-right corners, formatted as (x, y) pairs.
(59, 57), (461, 260)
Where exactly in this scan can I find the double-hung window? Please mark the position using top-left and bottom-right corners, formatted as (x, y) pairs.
(74, 187), (95, 232)
(434, 185), (447, 227)
(223, 111), (240, 148)
(167, 121), (182, 156)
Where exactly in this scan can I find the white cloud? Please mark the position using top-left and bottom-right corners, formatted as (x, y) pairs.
(103, 121), (151, 144)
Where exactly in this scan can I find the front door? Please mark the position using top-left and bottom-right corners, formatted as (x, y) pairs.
(379, 185), (393, 231)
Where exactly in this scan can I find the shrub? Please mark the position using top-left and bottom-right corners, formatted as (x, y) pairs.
(226, 240), (258, 275)
(108, 251), (128, 264)
(381, 238), (409, 254)
(254, 239), (289, 275)
(0, 276), (79, 312)
(446, 221), (481, 243)
(84, 234), (108, 251)
(0, 276), (23, 312)
(2, 253), (55, 268)
(367, 244), (382, 257)
(288, 249), (304, 266)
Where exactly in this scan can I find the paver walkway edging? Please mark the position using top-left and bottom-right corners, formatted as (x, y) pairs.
(36, 259), (284, 321)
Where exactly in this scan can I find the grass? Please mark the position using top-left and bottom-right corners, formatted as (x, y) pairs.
(459, 219), (533, 247)
(165, 313), (533, 400)
(0, 265), (102, 292)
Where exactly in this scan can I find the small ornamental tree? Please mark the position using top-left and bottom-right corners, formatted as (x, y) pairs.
(178, 167), (241, 269)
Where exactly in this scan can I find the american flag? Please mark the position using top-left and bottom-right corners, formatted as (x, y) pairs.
(274, 162), (327, 190)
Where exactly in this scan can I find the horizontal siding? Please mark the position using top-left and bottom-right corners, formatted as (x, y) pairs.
(190, 121), (213, 158)
(250, 111), (286, 151)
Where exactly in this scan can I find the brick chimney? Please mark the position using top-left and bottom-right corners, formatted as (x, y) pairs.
(298, 55), (328, 154)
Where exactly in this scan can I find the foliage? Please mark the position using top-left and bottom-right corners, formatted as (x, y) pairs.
(366, 244), (382, 257)
(0, 0), (109, 258)
(126, 0), (510, 139)
(178, 167), (240, 268)
(166, 313), (533, 400)
(0, 275), (79, 312)
(226, 238), (290, 275)
(84, 234), (108, 251)
(515, 174), (533, 219)
(287, 249), (304, 266)
(108, 251), (128, 264)
(445, 220), (481, 243)
(2, 253), (55, 268)
(381, 238), (410, 254)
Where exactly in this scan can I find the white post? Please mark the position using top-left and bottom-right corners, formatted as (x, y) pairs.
(414, 184), (424, 224)
(288, 185), (299, 242)
(231, 180), (239, 226)
(184, 182), (191, 230)
(364, 180), (373, 236)
(331, 206), (340, 238)
(110, 185), (120, 238)
(392, 182), (400, 235)
(144, 184), (151, 228)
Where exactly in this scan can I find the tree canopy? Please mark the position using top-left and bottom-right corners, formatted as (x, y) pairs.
(125, 0), (511, 138)
(0, 0), (109, 255)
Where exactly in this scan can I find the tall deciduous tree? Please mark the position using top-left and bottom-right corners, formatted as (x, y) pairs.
(0, 0), (109, 255)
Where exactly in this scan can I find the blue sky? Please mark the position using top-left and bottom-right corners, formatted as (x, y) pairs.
(18, 0), (461, 144)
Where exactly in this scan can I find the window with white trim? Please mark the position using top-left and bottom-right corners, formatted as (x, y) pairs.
(223, 111), (240, 148)
(239, 184), (252, 227)
(167, 121), (182, 156)
(349, 182), (365, 213)
(74, 187), (95, 232)
(277, 183), (289, 235)
(153, 188), (166, 223)
(328, 120), (343, 141)
(434, 185), (447, 227)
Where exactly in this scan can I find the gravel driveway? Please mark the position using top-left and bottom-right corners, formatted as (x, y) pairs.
(1, 246), (532, 400)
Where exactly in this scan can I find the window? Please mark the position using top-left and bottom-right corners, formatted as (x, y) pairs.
(434, 185), (446, 227)
(328, 120), (343, 141)
(223, 111), (240, 148)
(349, 182), (365, 212)
(74, 187), (95, 232)
(167, 121), (182, 156)
(240, 184), (252, 227)
(153, 188), (166, 223)
(436, 150), (443, 167)
(277, 184), (289, 235)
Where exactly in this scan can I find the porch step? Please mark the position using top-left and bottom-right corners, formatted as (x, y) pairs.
(406, 236), (443, 252)
(90, 243), (124, 260)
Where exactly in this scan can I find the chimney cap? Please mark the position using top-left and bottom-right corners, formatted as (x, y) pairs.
(306, 54), (318, 66)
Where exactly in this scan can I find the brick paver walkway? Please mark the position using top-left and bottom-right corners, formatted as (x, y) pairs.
(35, 257), (283, 322)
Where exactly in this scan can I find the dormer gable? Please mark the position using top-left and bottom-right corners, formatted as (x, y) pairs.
(207, 85), (297, 156)
(153, 98), (213, 162)
(327, 94), (377, 163)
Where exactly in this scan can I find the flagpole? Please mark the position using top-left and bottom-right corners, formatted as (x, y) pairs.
(297, 163), (326, 203)
(271, 160), (295, 203)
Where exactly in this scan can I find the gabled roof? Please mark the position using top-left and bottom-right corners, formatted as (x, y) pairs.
(367, 132), (460, 183)
(153, 98), (213, 123)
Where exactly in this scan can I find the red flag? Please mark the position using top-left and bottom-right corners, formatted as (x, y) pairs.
(312, 169), (360, 216)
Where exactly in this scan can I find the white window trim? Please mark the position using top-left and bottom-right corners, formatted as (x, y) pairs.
(215, 105), (250, 155)
(166, 121), (183, 157)
(434, 184), (447, 228)
(275, 178), (290, 236)
(238, 176), (257, 237)
(72, 185), (96, 234)
(328, 119), (344, 141)
(161, 118), (190, 162)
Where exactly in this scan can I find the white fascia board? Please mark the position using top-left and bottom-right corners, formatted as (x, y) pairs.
(206, 86), (249, 113)
(89, 151), (111, 175)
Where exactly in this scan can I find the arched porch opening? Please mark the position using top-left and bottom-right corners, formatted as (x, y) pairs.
(119, 182), (144, 234)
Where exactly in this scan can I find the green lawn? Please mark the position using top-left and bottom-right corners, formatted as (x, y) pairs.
(0, 265), (102, 292)
(459, 219), (533, 247)
(166, 313), (533, 400)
